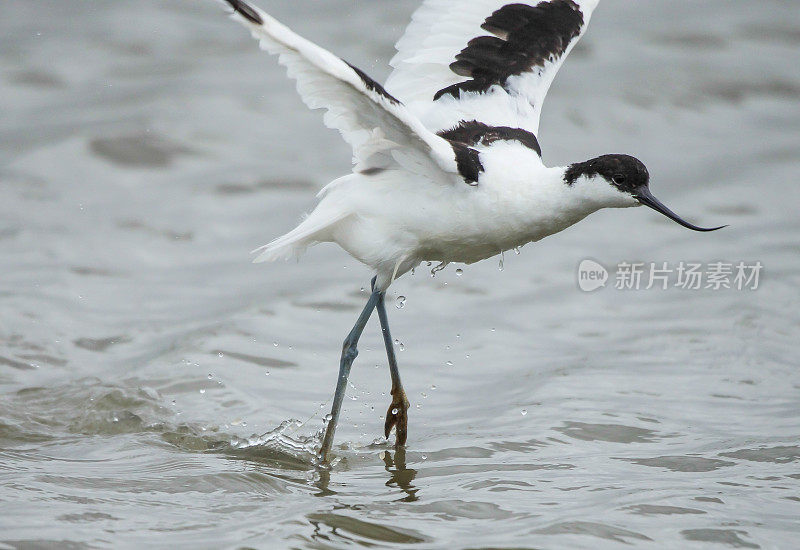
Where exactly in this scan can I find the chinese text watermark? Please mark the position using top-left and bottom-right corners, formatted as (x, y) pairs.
(578, 260), (762, 292)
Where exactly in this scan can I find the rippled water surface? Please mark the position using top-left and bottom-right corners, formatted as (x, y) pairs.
(2, 1), (799, 548)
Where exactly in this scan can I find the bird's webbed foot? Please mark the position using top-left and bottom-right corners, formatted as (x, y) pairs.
(384, 386), (409, 446)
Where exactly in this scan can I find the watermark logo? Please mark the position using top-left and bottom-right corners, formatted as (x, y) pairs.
(577, 259), (609, 292)
(578, 261), (762, 292)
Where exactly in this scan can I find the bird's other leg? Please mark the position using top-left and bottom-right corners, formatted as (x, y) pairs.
(318, 287), (380, 463)
(372, 277), (410, 446)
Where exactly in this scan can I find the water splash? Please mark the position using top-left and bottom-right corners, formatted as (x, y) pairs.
(227, 418), (325, 467)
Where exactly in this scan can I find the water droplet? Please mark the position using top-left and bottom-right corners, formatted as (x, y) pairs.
(445, 345), (451, 351)
(430, 384), (437, 390)
(498, 251), (505, 271)
(399, 342), (405, 352)
(171, 399), (176, 406)
(273, 342), (278, 347)
(421, 392), (427, 398)
(242, 421), (247, 427)
(445, 360), (453, 367)
(199, 389), (206, 394)
(396, 296), (406, 309)
(217, 352), (224, 358)
(360, 287), (365, 292)
(350, 395), (358, 401)
(324, 413), (333, 424)
(416, 403), (421, 409)
(465, 354), (471, 359)
(421, 454), (427, 460)
(521, 409), (528, 416)
(456, 268), (463, 277)
(265, 371), (270, 376)
(430, 262), (448, 277)
(391, 408), (399, 415)
(207, 373), (213, 379)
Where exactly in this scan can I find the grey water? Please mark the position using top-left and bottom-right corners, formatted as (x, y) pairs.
(1, 0), (799, 548)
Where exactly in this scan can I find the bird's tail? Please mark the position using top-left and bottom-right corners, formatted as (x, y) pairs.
(251, 205), (350, 263)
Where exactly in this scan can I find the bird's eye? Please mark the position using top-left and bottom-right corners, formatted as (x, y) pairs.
(612, 174), (626, 185)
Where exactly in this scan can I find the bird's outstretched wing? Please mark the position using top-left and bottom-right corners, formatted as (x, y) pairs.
(221, 0), (484, 185)
(385, 0), (600, 135)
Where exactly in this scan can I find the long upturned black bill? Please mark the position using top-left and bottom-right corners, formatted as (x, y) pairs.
(633, 186), (726, 232)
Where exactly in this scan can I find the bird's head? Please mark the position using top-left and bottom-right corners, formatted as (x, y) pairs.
(564, 154), (725, 232)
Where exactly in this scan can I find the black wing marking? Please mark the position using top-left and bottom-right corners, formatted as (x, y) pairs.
(438, 119), (542, 156)
(435, 1), (585, 101)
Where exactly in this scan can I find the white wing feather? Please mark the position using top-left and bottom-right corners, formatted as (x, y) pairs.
(222, 0), (463, 184)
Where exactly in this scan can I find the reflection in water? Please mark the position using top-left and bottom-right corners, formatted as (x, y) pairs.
(307, 511), (429, 546)
(381, 447), (419, 502)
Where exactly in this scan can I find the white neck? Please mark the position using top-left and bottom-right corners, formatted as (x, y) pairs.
(497, 165), (638, 245)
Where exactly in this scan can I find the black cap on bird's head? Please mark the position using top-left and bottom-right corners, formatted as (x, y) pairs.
(564, 154), (726, 232)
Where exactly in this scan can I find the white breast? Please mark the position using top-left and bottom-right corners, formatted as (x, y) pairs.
(328, 144), (596, 272)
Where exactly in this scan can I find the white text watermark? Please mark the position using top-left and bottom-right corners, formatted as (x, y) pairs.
(577, 260), (762, 292)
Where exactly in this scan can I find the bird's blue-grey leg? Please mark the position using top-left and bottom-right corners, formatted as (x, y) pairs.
(372, 277), (410, 446)
(319, 287), (380, 463)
